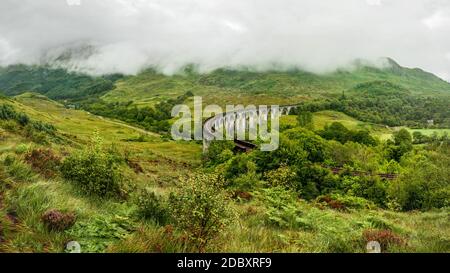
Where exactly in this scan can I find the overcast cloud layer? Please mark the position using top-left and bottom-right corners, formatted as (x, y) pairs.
(0, 0), (449, 80)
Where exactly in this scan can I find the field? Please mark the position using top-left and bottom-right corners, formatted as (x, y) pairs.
(280, 111), (393, 140)
(281, 111), (450, 142)
(407, 128), (450, 136)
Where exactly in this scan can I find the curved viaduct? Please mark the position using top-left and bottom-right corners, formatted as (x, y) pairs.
(202, 105), (299, 152)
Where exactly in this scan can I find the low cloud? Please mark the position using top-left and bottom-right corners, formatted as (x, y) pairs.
(0, 0), (449, 80)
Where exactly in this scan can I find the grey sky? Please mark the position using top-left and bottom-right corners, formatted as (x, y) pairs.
(0, 0), (449, 80)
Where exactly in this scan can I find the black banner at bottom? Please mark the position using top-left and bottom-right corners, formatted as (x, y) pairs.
(0, 253), (445, 272)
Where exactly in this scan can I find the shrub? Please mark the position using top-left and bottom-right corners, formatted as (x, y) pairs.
(227, 160), (262, 192)
(341, 176), (388, 207)
(41, 209), (76, 231)
(388, 152), (450, 210)
(223, 153), (253, 181)
(136, 189), (169, 224)
(168, 173), (236, 252)
(295, 164), (333, 199)
(283, 128), (326, 163)
(203, 141), (235, 166)
(61, 133), (128, 198)
(297, 111), (314, 129)
(264, 164), (297, 189)
(362, 229), (404, 252)
(25, 148), (61, 178)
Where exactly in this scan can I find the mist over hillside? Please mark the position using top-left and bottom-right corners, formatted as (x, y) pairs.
(1, 0), (450, 80)
(1, 57), (449, 101)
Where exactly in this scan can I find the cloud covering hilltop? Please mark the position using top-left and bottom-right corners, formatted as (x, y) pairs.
(0, 0), (449, 80)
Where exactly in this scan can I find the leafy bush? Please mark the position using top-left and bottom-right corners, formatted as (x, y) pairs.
(340, 175), (388, 207)
(385, 129), (413, 162)
(227, 160), (262, 192)
(283, 128), (326, 163)
(61, 133), (128, 198)
(41, 209), (76, 231)
(295, 164), (334, 199)
(264, 164), (297, 189)
(207, 141), (238, 169)
(168, 173), (236, 252)
(388, 151), (450, 210)
(297, 111), (313, 129)
(223, 153), (254, 181)
(136, 189), (169, 224)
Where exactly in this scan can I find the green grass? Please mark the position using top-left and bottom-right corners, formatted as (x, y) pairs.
(407, 128), (450, 136)
(280, 110), (392, 140)
(280, 111), (450, 142)
(377, 128), (450, 142)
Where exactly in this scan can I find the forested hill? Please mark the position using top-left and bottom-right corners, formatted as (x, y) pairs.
(0, 65), (122, 100)
(0, 59), (450, 102)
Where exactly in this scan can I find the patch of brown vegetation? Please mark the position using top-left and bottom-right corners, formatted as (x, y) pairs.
(316, 195), (346, 211)
(126, 159), (144, 173)
(363, 229), (405, 251)
(25, 148), (61, 178)
(232, 191), (253, 201)
(41, 209), (76, 232)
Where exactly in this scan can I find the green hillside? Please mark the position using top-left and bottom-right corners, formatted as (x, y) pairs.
(1, 58), (450, 107)
(103, 59), (450, 107)
(0, 93), (201, 176)
(0, 65), (120, 100)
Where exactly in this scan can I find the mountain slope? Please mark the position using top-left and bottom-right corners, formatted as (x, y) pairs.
(101, 60), (450, 107)
(1, 59), (449, 107)
(0, 65), (120, 100)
